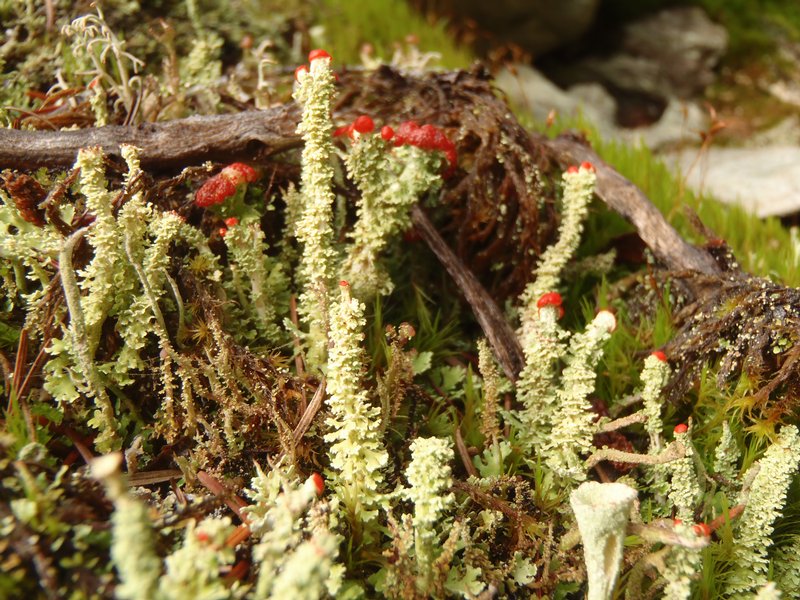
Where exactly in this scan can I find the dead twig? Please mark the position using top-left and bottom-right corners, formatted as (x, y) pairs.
(454, 423), (479, 478)
(0, 106), (300, 170)
(411, 205), (525, 381)
(292, 378), (326, 443)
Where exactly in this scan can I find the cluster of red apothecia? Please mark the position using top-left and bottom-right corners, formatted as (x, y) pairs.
(194, 163), (259, 209)
(295, 48), (458, 172)
(195, 49), (459, 213)
(566, 161), (597, 174)
(218, 217), (239, 238)
(293, 48), (333, 82)
(334, 114), (457, 175)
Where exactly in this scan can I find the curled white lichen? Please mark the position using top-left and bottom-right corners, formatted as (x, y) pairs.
(570, 481), (637, 600)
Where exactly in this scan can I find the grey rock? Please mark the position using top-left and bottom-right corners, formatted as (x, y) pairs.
(751, 116), (800, 147)
(448, 0), (600, 56)
(580, 7), (728, 98)
(496, 65), (616, 137)
(623, 100), (706, 150)
(666, 146), (800, 217)
(496, 64), (708, 149)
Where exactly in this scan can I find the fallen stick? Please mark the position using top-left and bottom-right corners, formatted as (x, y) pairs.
(411, 204), (525, 381)
(0, 106), (300, 170)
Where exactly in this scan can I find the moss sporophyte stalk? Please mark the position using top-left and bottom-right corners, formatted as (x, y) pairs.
(5, 6), (800, 595)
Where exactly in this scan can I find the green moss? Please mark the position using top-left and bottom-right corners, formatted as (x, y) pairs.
(319, 0), (472, 68)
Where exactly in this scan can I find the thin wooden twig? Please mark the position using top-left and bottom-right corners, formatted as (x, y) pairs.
(126, 469), (183, 486)
(289, 294), (306, 410)
(0, 106), (300, 170)
(452, 479), (541, 529)
(11, 328), (28, 402)
(292, 378), (326, 443)
(597, 411), (648, 433)
(410, 205), (525, 382)
(454, 423), (479, 478)
(197, 470), (248, 521)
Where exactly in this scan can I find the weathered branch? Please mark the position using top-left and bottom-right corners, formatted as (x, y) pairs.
(585, 440), (685, 469)
(0, 106), (300, 170)
(597, 411), (648, 433)
(543, 134), (721, 277)
(560, 521), (709, 552)
(411, 205), (525, 382)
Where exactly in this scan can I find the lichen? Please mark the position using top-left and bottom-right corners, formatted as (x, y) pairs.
(726, 425), (800, 597)
(324, 282), (388, 524)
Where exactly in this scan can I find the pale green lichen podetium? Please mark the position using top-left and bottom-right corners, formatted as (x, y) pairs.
(159, 517), (240, 599)
(515, 300), (568, 453)
(477, 338), (502, 445)
(544, 310), (616, 484)
(341, 136), (441, 300)
(259, 480), (342, 598)
(641, 353), (670, 452)
(570, 481), (637, 600)
(640, 352), (672, 500)
(754, 583), (783, 600)
(515, 163), (595, 456)
(402, 436), (455, 590)
(667, 425), (702, 523)
(76, 146), (130, 351)
(713, 420), (741, 490)
(518, 163), (596, 329)
(224, 222), (284, 345)
(56, 147), (127, 448)
(661, 523), (704, 600)
(90, 454), (161, 600)
(726, 425), (800, 598)
(773, 535), (800, 597)
(244, 464), (342, 599)
(292, 53), (338, 368)
(324, 282), (388, 526)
